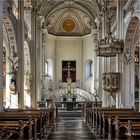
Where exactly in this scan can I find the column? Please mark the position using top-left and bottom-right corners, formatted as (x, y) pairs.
(116, 0), (124, 108)
(139, 48), (140, 111)
(39, 16), (43, 100)
(101, 3), (108, 107)
(0, 0), (3, 111)
(42, 28), (48, 97)
(40, 17), (45, 75)
(30, 0), (37, 107)
(36, 15), (43, 103)
(17, 0), (24, 108)
(95, 14), (107, 106)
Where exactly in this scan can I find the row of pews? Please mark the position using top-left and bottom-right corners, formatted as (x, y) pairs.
(85, 106), (140, 140)
(0, 106), (57, 139)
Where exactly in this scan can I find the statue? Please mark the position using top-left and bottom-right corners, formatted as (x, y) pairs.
(25, 72), (32, 92)
(7, 47), (19, 94)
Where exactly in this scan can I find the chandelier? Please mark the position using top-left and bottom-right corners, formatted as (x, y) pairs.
(95, 1), (124, 57)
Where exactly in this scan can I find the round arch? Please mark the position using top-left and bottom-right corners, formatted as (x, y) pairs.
(85, 59), (93, 79)
(24, 41), (31, 107)
(3, 16), (18, 108)
(123, 16), (140, 108)
(46, 58), (54, 79)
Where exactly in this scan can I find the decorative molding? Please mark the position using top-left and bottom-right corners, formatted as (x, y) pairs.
(123, 16), (139, 65)
(124, 0), (136, 16)
(3, 16), (17, 54)
(102, 72), (121, 93)
(41, 0), (99, 35)
(3, 16), (18, 95)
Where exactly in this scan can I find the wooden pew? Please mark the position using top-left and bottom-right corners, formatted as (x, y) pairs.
(88, 108), (134, 135)
(97, 109), (140, 139)
(0, 120), (27, 139)
(0, 107), (57, 139)
(0, 112), (39, 139)
(84, 107), (140, 140)
(126, 120), (140, 139)
(113, 115), (140, 140)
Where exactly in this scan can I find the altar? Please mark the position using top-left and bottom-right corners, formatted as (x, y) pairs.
(66, 102), (75, 111)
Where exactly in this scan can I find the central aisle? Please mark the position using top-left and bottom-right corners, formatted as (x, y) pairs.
(47, 116), (95, 140)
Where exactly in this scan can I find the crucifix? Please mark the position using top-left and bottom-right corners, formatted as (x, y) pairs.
(62, 61), (76, 84)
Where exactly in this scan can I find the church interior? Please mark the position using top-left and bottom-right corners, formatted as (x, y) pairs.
(0, 0), (140, 139)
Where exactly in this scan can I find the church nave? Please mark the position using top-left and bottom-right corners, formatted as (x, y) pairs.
(0, 0), (140, 139)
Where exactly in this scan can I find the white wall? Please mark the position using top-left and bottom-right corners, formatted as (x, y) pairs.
(55, 37), (83, 89)
(82, 32), (96, 93)
(46, 34), (97, 92)
(45, 34), (56, 89)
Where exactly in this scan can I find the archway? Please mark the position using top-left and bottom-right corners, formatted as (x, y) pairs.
(84, 59), (94, 93)
(3, 16), (18, 108)
(123, 16), (140, 108)
(85, 59), (93, 79)
(24, 41), (31, 107)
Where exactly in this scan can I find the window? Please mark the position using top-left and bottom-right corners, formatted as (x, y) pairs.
(85, 60), (93, 79)
(45, 61), (48, 75)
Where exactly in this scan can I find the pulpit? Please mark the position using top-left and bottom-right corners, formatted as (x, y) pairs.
(102, 72), (121, 93)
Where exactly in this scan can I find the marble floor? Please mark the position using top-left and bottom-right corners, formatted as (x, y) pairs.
(47, 117), (96, 140)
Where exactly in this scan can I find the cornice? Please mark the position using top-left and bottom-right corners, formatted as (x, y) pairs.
(124, 0), (136, 14)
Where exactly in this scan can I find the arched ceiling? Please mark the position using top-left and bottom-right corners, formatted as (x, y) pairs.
(23, 0), (118, 36)
(39, 0), (101, 36)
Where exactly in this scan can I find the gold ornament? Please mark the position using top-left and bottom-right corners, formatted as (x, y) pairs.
(63, 19), (75, 32)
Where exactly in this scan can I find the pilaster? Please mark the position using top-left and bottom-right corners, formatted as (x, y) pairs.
(139, 47), (140, 111)
(0, 0), (3, 111)
(17, 0), (24, 108)
(36, 15), (42, 103)
(116, 0), (124, 108)
(101, 9), (108, 107)
(31, 0), (37, 107)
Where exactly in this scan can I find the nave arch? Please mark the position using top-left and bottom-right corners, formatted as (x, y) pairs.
(3, 16), (32, 108)
(3, 16), (18, 108)
(123, 16), (140, 108)
(24, 41), (31, 107)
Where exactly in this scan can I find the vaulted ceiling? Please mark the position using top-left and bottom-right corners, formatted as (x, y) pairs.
(24, 0), (118, 36)
(38, 0), (101, 36)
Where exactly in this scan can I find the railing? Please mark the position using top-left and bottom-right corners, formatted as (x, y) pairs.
(44, 88), (98, 102)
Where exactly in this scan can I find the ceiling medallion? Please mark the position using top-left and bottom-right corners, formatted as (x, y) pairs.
(63, 19), (75, 32)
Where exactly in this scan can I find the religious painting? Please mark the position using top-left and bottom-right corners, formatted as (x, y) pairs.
(62, 61), (76, 82)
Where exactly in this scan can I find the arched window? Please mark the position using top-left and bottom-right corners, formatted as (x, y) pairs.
(85, 60), (93, 79)
(45, 61), (48, 76)
(45, 59), (54, 78)
(89, 61), (93, 76)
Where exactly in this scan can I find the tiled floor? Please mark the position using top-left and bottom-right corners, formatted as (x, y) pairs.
(47, 117), (96, 140)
